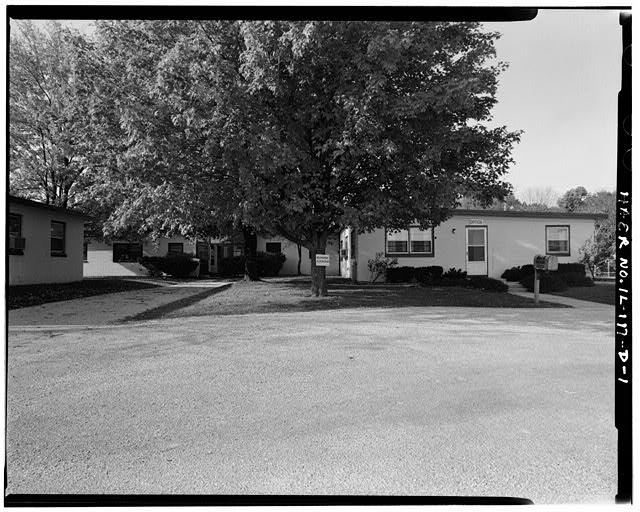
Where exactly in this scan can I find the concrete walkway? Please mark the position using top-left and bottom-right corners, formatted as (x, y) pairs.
(8, 279), (232, 328)
(506, 282), (613, 311)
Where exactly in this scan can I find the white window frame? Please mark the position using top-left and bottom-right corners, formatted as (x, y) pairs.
(546, 225), (570, 256)
(386, 226), (434, 256)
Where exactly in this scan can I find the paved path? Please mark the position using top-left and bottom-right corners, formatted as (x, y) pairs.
(506, 283), (613, 311)
(6, 304), (615, 503)
(8, 279), (232, 328)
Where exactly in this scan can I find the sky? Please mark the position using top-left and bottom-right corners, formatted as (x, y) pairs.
(26, 8), (623, 202)
(483, 8), (621, 200)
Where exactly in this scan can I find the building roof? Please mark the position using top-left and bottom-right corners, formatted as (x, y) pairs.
(8, 195), (89, 219)
(452, 209), (608, 220)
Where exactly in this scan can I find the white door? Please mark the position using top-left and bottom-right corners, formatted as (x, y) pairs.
(466, 227), (488, 276)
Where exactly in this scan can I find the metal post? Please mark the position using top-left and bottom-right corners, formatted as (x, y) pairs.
(534, 268), (539, 305)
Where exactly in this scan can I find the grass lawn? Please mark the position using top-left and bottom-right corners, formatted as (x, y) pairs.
(167, 277), (566, 318)
(551, 282), (615, 305)
(7, 278), (160, 310)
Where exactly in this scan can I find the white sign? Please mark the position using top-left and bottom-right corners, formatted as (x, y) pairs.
(315, 254), (330, 267)
(468, 219), (484, 225)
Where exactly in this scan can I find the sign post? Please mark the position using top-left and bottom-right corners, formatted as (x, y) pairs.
(315, 254), (330, 267)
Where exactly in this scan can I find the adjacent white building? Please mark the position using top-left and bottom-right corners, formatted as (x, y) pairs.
(340, 209), (606, 281)
(8, 196), (87, 285)
(85, 233), (341, 278)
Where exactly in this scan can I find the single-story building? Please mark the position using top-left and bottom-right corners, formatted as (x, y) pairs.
(84, 233), (340, 278)
(8, 195), (87, 285)
(83, 236), (200, 277)
(340, 209), (607, 281)
(210, 234), (340, 276)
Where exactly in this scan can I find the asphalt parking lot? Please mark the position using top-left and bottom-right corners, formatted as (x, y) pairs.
(6, 304), (615, 503)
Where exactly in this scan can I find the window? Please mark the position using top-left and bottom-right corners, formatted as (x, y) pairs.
(265, 242), (282, 254)
(409, 227), (432, 254)
(386, 230), (408, 253)
(9, 213), (24, 255)
(546, 225), (570, 255)
(167, 242), (184, 254)
(386, 227), (434, 255)
(50, 221), (66, 256)
(113, 242), (143, 262)
(83, 242), (89, 262)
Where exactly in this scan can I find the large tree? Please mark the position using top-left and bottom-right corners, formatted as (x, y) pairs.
(558, 187), (615, 275)
(9, 21), (102, 208)
(109, 21), (518, 293)
(233, 21), (519, 294)
(44, 20), (519, 294)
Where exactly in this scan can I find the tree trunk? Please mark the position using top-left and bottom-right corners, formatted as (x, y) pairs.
(242, 225), (259, 281)
(297, 244), (302, 276)
(310, 232), (328, 297)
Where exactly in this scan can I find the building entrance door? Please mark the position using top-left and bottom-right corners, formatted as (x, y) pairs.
(465, 226), (488, 276)
(196, 241), (210, 275)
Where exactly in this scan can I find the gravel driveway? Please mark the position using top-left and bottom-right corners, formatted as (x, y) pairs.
(6, 304), (615, 503)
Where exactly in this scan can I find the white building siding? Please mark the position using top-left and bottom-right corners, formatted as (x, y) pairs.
(348, 213), (598, 282)
(258, 236), (340, 276)
(9, 202), (84, 285)
(84, 236), (196, 277)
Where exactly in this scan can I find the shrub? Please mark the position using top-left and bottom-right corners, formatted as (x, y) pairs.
(467, 276), (508, 292)
(386, 266), (443, 284)
(557, 263), (586, 276)
(256, 251), (286, 277)
(501, 264), (536, 282)
(560, 272), (595, 287)
(367, 253), (398, 283)
(139, 256), (165, 277)
(219, 256), (245, 276)
(160, 252), (200, 277)
(415, 266), (444, 285)
(219, 252), (286, 277)
(442, 268), (467, 280)
(501, 266), (523, 281)
(520, 272), (569, 293)
(140, 253), (200, 277)
(386, 266), (416, 283)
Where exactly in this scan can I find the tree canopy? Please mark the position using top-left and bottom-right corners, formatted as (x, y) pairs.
(9, 21), (101, 208)
(10, 20), (521, 294)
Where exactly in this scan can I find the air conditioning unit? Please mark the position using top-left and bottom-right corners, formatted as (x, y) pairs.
(10, 237), (26, 250)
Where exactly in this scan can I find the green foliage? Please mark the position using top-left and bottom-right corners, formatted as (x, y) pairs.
(559, 272), (594, 287)
(557, 186), (588, 212)
(11, 20), (521, 296)
(219, 252), (286, 277)
(367, 252), (398, 283)
(386, 266), (443, 283)
(9, 21), (102, 208)
(141, 252), (199, 278)
(557, 187), (615, 277)
(442, 268), (467, 279)
(501, 264), (537, 281)
(519, 273), (568, 293)
(467, 276), (508, 292)
(557, 263), (586, 276)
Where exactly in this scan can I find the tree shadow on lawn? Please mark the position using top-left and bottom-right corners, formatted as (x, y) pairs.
(167, 278), (568, 318)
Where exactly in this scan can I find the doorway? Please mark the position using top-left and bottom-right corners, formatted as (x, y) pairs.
(465, 226), (488, 276)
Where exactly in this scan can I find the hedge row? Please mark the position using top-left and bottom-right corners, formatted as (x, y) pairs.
(140, 252), (200, 277)
(386, 266), (444, 283)
(385, 266), (507, 292)
(218, 252), (286, 277)
(501, 263), (588, 282)
(501, 262), (593, 291)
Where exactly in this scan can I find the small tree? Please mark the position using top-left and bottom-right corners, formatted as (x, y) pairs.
(579, 229), (614, 278)
(367, 253), (398, 283)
